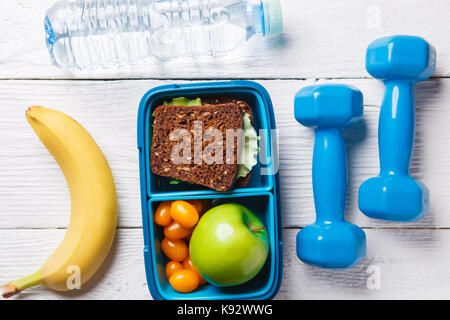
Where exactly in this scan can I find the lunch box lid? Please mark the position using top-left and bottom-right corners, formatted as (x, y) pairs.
(137, 81), (283, 300)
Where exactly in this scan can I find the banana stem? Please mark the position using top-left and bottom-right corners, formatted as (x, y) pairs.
(2, 283), (18, 298)
(2, 271), (44, 298)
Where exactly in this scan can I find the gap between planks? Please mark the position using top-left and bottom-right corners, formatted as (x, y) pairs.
(0, 76), (449, 81)
(2, 226), (450, 230)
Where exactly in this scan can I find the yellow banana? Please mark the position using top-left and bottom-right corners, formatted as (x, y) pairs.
(2, 106), (117, 298)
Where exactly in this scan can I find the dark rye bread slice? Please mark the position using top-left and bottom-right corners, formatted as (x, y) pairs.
(203, 97), (253, 187)
(203, 97), (253, 122)
(150, 104), (243, 192)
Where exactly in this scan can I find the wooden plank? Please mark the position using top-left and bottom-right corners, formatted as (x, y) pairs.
(278, 228), (450, 300)
(0, 229), (152, 300)
(0, 79), (447, 228)
(1, 228), (450, 299)
(0, 0), (449, 79)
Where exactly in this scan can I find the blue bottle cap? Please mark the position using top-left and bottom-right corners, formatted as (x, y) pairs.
(262, 0), (283, 35)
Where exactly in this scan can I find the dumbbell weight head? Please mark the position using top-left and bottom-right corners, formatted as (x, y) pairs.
(297, 221), (366, 269)
(294, 84), (363, 129)
(359, 173), (429, 222)
(366, 35), (436, 82)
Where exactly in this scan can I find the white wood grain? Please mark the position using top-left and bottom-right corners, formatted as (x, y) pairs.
(1, 228), (450, 300)
(0, 229), (152, 300)
(0, 79), (447, 229)
(278, 228), (450, 300)
(0, 0), (449, 79)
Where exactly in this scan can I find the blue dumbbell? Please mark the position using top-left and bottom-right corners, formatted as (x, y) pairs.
(358, 35), (436, 222)
(294, 84), (366, 269)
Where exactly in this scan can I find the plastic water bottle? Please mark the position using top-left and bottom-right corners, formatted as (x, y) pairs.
(44, 0), (283, 69)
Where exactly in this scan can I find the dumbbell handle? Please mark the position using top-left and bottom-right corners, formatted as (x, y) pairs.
(313, 128), (347, 223)
(379, 81), (415, 175)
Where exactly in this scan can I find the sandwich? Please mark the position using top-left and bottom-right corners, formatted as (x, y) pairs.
(150, 97), (258, 191)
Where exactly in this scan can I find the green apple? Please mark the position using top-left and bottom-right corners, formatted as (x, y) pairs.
(189, 203), (269, 287)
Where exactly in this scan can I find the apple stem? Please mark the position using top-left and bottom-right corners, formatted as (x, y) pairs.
(251, 227), (266, 232)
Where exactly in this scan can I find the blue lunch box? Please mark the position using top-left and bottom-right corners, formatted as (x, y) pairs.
(137, 81), (283, 300)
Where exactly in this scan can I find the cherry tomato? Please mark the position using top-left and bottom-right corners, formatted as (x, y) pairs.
(154, 201), (172, 226)
(187, 199), (203, 215)
(170, 200), (199, 228)
(164, 221), (193, 240)
(169, 269), (199, 293)
(161, 238), (188, 261)
(165, 261), (183, 279)
(182, 256), (207, 285)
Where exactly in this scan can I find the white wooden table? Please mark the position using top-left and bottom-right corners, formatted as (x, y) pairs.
(1, 0), (450, 300)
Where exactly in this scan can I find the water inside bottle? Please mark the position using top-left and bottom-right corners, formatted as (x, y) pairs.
(45, 0), (259, 69)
